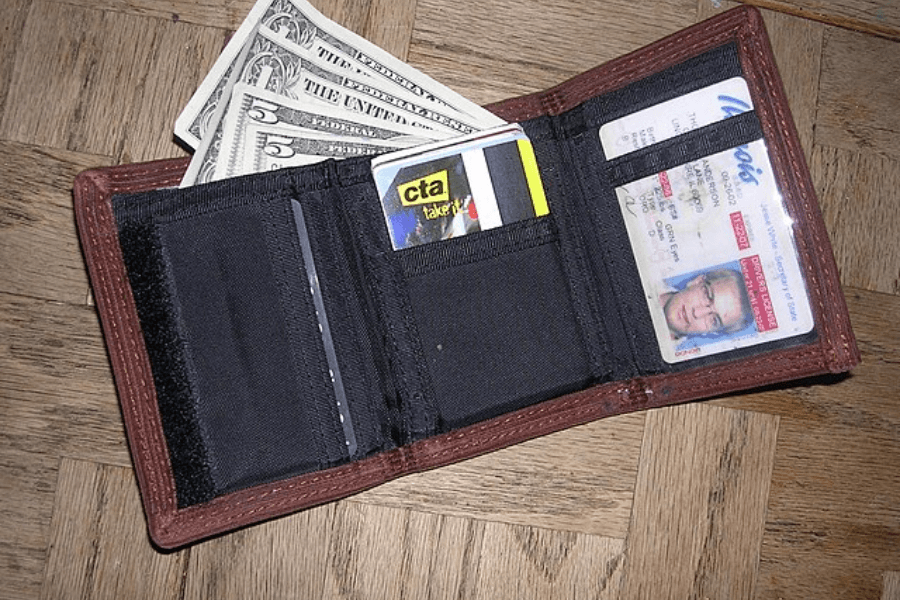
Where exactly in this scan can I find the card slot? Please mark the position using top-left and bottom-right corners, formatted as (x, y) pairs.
(395, 215), (556, 278)
(575, 42), (744, 136)
(397, 215), (593, 431)
(604, 110), (763, 187)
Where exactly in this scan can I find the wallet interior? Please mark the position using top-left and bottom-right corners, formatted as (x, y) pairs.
(112, 40), (820, 509)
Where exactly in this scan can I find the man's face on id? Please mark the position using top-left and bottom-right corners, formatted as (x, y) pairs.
(664, 271), (747, 337)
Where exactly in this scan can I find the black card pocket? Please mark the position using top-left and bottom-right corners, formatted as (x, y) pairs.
(397, 217), (593, 430)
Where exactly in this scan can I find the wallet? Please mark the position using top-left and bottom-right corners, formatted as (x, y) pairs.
(73, 6), (859, 548)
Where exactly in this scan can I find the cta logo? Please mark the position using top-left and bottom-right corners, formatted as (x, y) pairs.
(399, 170), (449, 206)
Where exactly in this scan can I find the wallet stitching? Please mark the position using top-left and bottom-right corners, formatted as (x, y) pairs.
(740, 23), (840, 370)
(82, 182), (173, 517)
(172, 346), (823, 532)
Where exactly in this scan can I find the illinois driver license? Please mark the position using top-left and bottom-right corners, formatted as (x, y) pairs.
(604, 79), (814, 363)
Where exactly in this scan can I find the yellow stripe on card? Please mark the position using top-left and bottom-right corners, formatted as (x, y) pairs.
(517, 139), (549, 216)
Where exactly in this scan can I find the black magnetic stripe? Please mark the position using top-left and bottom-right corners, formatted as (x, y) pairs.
(483, 141), (536, 223)
(605, 110), (763, 188)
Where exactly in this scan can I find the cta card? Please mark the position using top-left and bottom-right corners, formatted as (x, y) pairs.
(371, 124), (548, 250)
(615, 139), (815, 363)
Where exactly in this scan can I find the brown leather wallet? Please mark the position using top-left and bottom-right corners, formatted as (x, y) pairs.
(73, 6), (859, 548)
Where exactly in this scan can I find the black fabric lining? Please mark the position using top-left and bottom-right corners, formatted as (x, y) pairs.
(112, 156), (375, 224)
(115, 218), (216, 507)
(404, 237), (592, 431)
(156, 198), (346, 496)
(297, 187), (395, 458)
(338, 182), (438, 441)
(605, 110), (763, 187)
(566, 42), (743, 141)
(548, 125), (651, 380)
(258, 197), (350, 468)
(520, 116), (617, 383)
(396, 216), (556, 278)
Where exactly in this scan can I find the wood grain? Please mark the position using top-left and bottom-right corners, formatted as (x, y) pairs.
(355, 413), (645, 538)
(474, 524), (624, 600)
(812, 145), (900, 294)
(0, 141), (111, 304)
(47, 0), (414, 49)
(0, 292), (130, 467)
(0, 0), (31, 116)
(185, 501), (487, 599)
(698, 0), (824, 156)
(815, 26), (900, 161)
(408, 0), (698, 106)
(40, 458), (187, 600)
(712, 288), (900, 599)
(0, 0), (224, 161)
(0, 450), (58, 600)
(885, 572), (900, 600)
(734, 0), (900, 40)
(619, 404), (779, 600)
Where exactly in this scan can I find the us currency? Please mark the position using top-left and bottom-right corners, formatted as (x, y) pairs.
(179, 22), (472, 187)
(210, 84), (439, 180)
(239, 123), (413, 175)
(175, 0), (503, 149)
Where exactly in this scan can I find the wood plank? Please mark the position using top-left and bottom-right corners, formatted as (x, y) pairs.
(815, 25), (900, 161)
(619, 404), (779, 600)
(0, 292), (130, 467)
(44, 0), (238, 29)
(183, 504), (338, 599)
(118, 17), (229, 162)
(184, 501), (486, 599)
(39, 458), (187, 600)
(0, 0), (31, 116)
(0, 0), (224, 161)
(473, 523), (624, 600)
(45, 0), (414, 48)
(885, 572), (900, 600)
(697, 0), (824, 156)
(355, 413), (645, 538)
(408, 0), (698, 106)
(812, 144), (900, 295)
(363, 0), (417, 60)
(0, 140), (112, 304)
(712, 287), (900, 600)
(734, 0), (900, 41)
(0, 450), (58, 600)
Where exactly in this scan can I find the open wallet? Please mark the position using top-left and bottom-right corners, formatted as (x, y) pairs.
(73, 6), (859, 548)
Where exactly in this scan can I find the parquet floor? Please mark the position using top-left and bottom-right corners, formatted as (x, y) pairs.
(1, 0), (898, 598)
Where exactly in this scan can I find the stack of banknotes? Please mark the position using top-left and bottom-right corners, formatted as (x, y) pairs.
(176, 0), (505, 187)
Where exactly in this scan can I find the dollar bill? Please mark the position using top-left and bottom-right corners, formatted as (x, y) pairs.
(239, 122), (413, 175)
(217, 84), (440, 176)
(182, 81), (444, 185)
(175, 0), (502, 149)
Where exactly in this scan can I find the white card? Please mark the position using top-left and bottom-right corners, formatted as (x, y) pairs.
(614, 139), (814, 363)
(599, 77), (753, 160)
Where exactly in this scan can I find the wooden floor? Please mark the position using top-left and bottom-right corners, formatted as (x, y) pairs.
(1, 0), (898, 598)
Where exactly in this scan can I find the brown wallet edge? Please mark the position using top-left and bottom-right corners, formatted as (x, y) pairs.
(73, 5), (859, 548)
